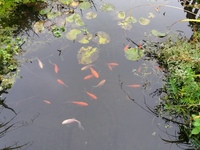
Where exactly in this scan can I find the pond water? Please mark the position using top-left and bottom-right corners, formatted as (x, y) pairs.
(0, 0), (194, 149)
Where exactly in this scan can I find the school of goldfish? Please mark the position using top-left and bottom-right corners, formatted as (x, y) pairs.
(36, 49), (142, 129)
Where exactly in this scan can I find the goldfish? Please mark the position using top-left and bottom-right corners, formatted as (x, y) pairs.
(89, 67), (99, 78)
(124, 43), (130, 52)
(107, 63), (119, 71)
(43, 100), (51, 104)
(62, 118), (84, 130)
(85, 90), (97, 100)
(69, 101), (88, 106)
(49, 59), (59, 73)
(37, 58), (43, 69)
(57, 79), (68, 88)
(126, 84), (141, 88)
(84, 74), (94, 80)
(81, 64), (94, 71)
(92, 79), (106, 89)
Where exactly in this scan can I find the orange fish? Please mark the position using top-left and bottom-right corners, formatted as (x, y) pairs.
(49, 59), (59, 73)
(37, 58), (43, 69)
(89, 67), (99, 78)
(84, 74), (94, 80)
(126, 84), (141, 88)
(85, 90), (97, 100)
(57, 79), (68, 88)
(92, 79), (106, 89)
(70, 101), (88, 106)
(124, 43), (130, 52)
(43, 100), (51, 104)
(81, 64), (94, 71)
(107, 63), (119, 71)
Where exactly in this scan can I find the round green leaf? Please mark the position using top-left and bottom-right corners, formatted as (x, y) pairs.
(79, 1), (91, 10)
(77, 46), (99, 64)
(66, 29), (82, 41)
(58, 0), (73, 5)
(75, 18), (85, 26)
(39, 8), (51, 15)
(117, 11), (126, 19)
(100, 3), (115, 12)
(85, 12), (97, 19)
(47, 11), (61, 19)
(139, 17), (150, 25)
(93, 31), (110, 44)
(118, 21), (132, 30)
(77, 33), (92, 44)
(151, 29), (167, 37)
(125, 48), (144, 61)
(125, 16), (137, 23)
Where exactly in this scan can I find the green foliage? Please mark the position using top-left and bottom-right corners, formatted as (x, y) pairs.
(0, 27), (24, 90)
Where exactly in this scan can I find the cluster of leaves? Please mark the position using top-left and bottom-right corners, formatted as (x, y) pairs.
(146, 32), (200, 148)
(0, 27), (24, 92)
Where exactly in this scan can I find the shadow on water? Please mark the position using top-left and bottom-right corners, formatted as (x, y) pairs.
(0, 0), (199, 149)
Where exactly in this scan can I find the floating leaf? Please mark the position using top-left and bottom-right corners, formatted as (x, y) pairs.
(33, 21), (45, 33)
(93, 31), (110, 44)
(39, 8), (51, 15)
(77, 46), (99, 64)
(85, 12), (97, 19)
(47, 11), (61, 19)
(125, 48), (144, 61)
(58, 0), (73, 5)
(79, 1), (91, 10)
(100, 3), (115, 12)
(75, 18), (85, 26)
(125, 16), (137, 23)
(70, 1), (79, 7)
(139, 17), (150, 25)
(77, 33), (92, 44)
(117, 11), (126, 19)
(118, 21), (132, 30)
(148, 12), (155, 18)
(66, 29), (82, 41)
(151, 29), (167, 37)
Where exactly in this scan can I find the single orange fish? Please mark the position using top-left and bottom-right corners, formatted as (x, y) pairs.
(84, 74), (94, 80)
(124, 43), (130, 52)
(57, 79), (68, 88)
(107, 63), (119, 71)
(70, 101), (88, 106)
(126, 84), (141, 88)
(85, 90), (97, 100)
(92, 79), (106, 89)
(49, 59), (59, 73)
(43, 100), (51, 104)
(37, 58), (43, 69)
(81, 64), (94, 71)
(89, 67), (99, 78)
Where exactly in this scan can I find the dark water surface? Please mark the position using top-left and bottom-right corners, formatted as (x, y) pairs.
(1, 0), (193, 149)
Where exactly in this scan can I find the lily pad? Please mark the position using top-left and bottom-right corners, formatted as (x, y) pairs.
(66, 13), (84, 26)
(47, 11), (61, 19)
(66, 29), (82, 41)
(77, 33), (93, 44)
(77, 46), (99, 64)
(75, 18), (85, 26)
(148, 12), (155, 18)
(125, 16), (137, 23)
(117, 11), (126, 19)
(79, 1), (91, 10)
(151, 29), (167, 37)
(33, 21), (45, 33)
(118, 21), (132, 30)
(39, 8), (51, 15)
(100, 3), (115, 12)
(93, 31), (110, 44)
(85, 12), (97, 19)
(125, 48), (144, 61)
(58, 0), (73, 5)
(139, 17), (150, 25)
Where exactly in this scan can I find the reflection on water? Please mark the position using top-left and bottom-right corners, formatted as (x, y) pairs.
(0, 0), (194, 149)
